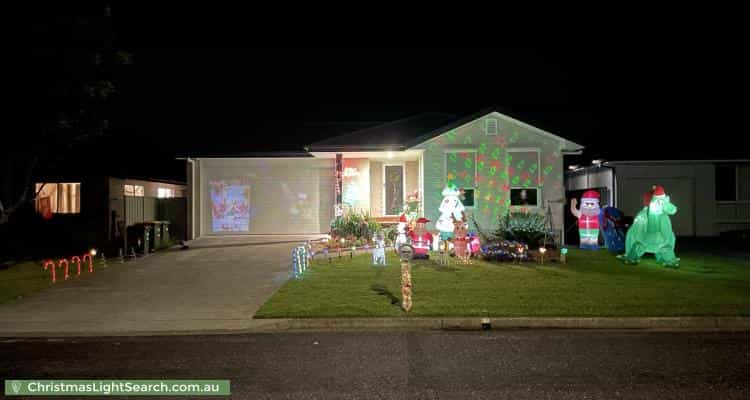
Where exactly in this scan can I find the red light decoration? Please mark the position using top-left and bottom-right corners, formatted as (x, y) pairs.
(58, 258), (70, 280)
(71, 256), (82, 276)
(43, 259), (56, 283)
(82, 254), (94, 273)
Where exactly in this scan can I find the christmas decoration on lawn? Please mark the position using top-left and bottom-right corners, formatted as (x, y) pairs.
(621, 185), (680, 267)
(400, 256), (413, 312)
(600, 206), (626, 253)
(570, 190), (601, 250)
(482, 240), (529, 262)
(71, 256), (82, 276)
(58, 258), (70, 280)
(43, 259), (56, 283)
(452, 215), (471, 264)
(436, 184), (465, 241)
(468, 232), (482, 258)
(82, 253), (94, 273)
(372, 232), (387, 266)
(408, 217), (433, 259)
(395, 214), (409, 254)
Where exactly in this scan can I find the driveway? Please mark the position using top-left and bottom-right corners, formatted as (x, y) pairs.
(0, 235), (321, 336)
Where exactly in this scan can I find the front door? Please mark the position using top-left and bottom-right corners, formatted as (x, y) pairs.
(383, 164), (404, 216)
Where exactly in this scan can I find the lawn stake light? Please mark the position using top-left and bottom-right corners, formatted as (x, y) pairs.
(71, 255), (82, 276)
(560, 247), (568, 263)
(538, 246), (547, 265)
(43, 259), (56, 283)
(82, 253), (94, 273)
(99, 252), (107, 268)
(58, 258), (70, 280)
(399, 245), (414, 312)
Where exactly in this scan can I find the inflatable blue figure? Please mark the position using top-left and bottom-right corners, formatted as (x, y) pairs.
(599, 206), (626, 253)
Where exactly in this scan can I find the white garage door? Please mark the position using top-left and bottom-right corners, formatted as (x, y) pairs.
(619, 178), (694, 236)
(200, 158), (334, 235)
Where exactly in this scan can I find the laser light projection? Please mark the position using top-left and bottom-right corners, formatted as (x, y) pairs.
(210, 179), (250, 232)
(622, 185), (680, 267)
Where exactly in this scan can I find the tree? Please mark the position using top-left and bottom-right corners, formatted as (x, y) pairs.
(1, 4), (131, 224)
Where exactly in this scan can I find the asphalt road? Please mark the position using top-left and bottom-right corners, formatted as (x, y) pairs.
(2, 330), (749, 399)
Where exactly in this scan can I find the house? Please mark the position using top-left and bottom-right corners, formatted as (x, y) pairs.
(21, 175), (186, 256)
(185, 107), (584, 241)
(565, 159), (750, 239)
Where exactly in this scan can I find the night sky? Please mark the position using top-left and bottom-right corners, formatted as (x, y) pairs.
(31, 6), (749, 182)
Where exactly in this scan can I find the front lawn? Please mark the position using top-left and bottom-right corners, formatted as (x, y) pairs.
(0, 261), (52, 304)
(255, 249), (750, 318)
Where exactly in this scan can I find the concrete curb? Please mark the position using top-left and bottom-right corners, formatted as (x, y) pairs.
(246, 316), (750, 332)
(2, 317), (749, 338)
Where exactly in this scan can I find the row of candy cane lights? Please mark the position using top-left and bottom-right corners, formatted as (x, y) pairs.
(42, 254), (94, 283)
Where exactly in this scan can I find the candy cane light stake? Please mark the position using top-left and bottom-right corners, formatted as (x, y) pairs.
(43, 259), (56, 283)
(71, 256), (82, 276)
(82, 253), (93, 273)
(58, 258), (70, 280)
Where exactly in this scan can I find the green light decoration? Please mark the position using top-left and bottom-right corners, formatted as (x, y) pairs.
(621, 185), (680, 267)
(509, 131), (520, 143)
(491, 148), (501, 160)
(479, 143), (487, 154)
(463, 135), (472, 144)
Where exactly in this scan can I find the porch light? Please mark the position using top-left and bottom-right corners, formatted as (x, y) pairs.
(568, 165), (579, 170)
(387, 151), (394, 159)
(89, 248), (97, 256)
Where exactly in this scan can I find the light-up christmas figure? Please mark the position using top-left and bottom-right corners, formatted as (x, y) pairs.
(622, 185), (679, 266)
(570, 190), (601, 250)
(408, 217), (433, 259)
(395, 214), (409, 253)
(436, 184), (465, 241)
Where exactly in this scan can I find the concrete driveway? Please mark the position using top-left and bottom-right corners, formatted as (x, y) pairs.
(0, 235), (321, 336)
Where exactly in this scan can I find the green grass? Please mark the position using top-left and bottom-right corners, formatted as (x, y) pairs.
(255, 249), (750, 318)
(0, 261), (53, 304)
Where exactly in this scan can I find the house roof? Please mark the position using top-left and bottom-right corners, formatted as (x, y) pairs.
(306, 106), (585, 153)
(305, 112), (460, 152)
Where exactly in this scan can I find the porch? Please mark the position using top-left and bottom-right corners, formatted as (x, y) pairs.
(310, 150), (424, 223)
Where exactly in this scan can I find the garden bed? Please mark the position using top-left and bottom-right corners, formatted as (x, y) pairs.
(255, 249), (750, 318)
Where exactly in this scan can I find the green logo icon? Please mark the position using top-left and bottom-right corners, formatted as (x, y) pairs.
(10, 381), (22, 394)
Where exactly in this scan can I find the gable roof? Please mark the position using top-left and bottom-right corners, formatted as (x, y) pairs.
(305, 112), (460, 152)
(306, 106), (584, 153)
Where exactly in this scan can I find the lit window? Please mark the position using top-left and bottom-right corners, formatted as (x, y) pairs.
(510, 188), (539, 207)
(35, 183), (81, 214)
(124, 184), (144, 197)
(157, 187), (174, 198)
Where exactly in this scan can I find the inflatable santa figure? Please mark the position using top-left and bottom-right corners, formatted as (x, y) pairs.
(408, 217), (434, 259)
(570, 190), (601, 250)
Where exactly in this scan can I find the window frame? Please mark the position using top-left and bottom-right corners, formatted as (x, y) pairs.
(35, 182), (81, 215)
(124, 184), (145, 197)
(443, 149), (478, 210)
(507, 147), (542, 209)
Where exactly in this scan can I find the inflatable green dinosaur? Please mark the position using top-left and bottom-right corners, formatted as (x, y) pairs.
(621, 185), (680, 267)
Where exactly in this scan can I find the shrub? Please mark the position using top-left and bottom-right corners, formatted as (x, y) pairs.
(492, 211), (550, 248)
(330, 210), (381, 242)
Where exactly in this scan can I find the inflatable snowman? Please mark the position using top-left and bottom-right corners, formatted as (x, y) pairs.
(436, 184), (466, 241)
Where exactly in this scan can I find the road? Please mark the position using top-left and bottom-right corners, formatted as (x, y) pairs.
(2, 330), (749, 399)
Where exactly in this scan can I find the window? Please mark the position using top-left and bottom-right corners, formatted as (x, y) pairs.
(124, 184), (144, 197)
(485, 118), (498, 135)
(157, 187), (175, 198)
(461, 188), (475, 207)
(445, 150), (477, 208)
(715, 165), (736, 201)
(510, 188), (539, 207)
(35, 183), (81, 214)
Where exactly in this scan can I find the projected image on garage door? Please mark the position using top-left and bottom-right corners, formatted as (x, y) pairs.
(210, 179), (251, 232)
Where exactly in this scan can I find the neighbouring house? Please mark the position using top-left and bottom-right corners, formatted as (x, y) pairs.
(185, 107), (584, 242)
(21, 175), (187, 255)
(565, 159), (750, 240)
